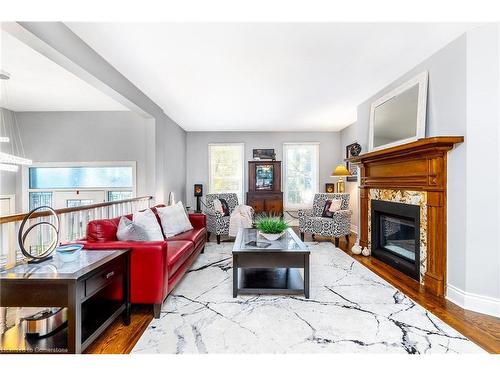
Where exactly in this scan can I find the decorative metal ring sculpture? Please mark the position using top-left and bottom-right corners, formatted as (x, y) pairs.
(18, 206), (60, 262)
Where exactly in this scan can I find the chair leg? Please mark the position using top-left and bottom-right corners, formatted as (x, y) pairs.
(300, 232), (305, 242)
(334, 237), (339, 248)
(201, 246), (205, 254)
(207, 232), (211, 241)
(217, 234), (221, 245)
(311, 234), (316, 241)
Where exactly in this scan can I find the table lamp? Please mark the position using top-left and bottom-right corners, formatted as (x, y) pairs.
(332, 165), (351, 193)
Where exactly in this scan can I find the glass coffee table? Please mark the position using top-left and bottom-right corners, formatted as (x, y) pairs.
(232, 228), (310, 298)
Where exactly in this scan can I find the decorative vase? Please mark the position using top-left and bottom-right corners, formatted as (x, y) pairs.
(362, 247), (371, 256)
(259, 231), (285, 241)
(351, 243), (362, 255)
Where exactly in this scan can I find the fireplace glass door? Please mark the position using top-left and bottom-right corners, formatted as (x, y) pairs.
(379, 215), (416, 262)
(371, 199), (420, 281)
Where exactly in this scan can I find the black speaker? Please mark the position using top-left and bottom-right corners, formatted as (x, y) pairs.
(194, 184), (203, 212)
(194, 184), (203, 197)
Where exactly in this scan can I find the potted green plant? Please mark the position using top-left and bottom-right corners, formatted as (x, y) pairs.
(255, 214), (288, 241)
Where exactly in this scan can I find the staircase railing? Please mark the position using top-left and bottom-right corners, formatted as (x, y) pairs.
(0, 195), (153, 268)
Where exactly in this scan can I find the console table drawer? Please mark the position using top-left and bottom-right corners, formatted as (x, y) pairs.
(85, 260), (123, 298)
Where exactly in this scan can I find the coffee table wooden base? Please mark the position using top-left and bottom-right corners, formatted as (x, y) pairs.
(232, 228), (310, 299)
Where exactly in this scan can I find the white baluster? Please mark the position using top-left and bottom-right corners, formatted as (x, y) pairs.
(69, 212), (75, 241)
(59, 213), (66, 244)
(78, 211), (84, 239)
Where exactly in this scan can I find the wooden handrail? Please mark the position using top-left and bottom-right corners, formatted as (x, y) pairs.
(0, 196), (153, 224)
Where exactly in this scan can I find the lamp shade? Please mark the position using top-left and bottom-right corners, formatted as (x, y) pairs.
(332, 164), (351, 176)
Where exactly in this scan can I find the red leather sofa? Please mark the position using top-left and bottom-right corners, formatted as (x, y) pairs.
(77, 206), (207, 318)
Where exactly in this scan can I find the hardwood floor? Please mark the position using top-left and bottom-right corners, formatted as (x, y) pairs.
(84, 305), (152, 354)
(86, 232), (500, 354)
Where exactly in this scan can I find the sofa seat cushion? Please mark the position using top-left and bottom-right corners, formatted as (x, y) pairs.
(167, 227), (207, 249)
(167, 240), (195, 276)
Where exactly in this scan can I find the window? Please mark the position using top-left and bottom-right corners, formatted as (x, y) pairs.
(25, 162), (136, 210)
(108, 191), (133, 202)
(208, 143), (244, 202)
(283, 143), (319, 210)
(66, 199), (94, 208)
(29, 191), (53, 210)
(29, 166), (133, 189)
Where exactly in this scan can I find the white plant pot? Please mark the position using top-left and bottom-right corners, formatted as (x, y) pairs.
(259, 231), (285, 241)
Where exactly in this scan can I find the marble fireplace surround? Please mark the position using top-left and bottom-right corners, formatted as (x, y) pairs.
(348, 137), (464, 297)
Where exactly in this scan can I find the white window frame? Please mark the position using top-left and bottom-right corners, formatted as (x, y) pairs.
(208, 143), (245, 202)
(22, 161), (137, 211)
(283, 142), (320, 210)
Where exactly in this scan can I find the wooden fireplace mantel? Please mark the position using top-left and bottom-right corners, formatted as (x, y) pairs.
(348, 136), (464, 297)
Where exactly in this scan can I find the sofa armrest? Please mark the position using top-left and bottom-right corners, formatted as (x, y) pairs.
(189, 213), (206, 229)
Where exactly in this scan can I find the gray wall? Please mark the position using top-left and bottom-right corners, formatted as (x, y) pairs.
(0, 109), (155, 212)
(186, 131), (343, 209)
(352, 25), (500, 315)
(463, 24), (500, 308)
(339, 123), (359, 233)
(17, 110), (155, 200)
(161, 115), (187, 204)
(356, 35), (468, 295)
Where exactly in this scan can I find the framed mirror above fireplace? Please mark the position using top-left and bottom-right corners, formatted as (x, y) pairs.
(371, 199), (421, 281)
(368, 71), (428, 151)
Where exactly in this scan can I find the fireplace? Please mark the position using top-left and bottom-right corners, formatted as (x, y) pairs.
(348, 137), (464, 296)
(371, 200), (420, 281)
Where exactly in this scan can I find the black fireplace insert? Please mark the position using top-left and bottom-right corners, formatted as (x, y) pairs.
(371, 200), (420, 281)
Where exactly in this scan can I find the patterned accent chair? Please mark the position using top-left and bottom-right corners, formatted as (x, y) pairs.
(204, 193), (239, 244)
(298, 193), (351, 247)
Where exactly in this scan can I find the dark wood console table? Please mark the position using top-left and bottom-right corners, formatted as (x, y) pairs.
(0, 249), (130, 354)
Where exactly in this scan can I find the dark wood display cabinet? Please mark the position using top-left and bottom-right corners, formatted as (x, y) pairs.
(247, 160), (283, 215)
(0, 250), (130, 354)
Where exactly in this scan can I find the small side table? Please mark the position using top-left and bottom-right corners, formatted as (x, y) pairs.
(0, 249), (130, 354)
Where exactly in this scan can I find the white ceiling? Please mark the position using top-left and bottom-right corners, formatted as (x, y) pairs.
(0, 29), (127, 112)
(66, 23), (476, 131)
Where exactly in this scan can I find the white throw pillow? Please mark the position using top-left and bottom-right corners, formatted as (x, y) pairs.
(132, 208), (164, 241)
(328, 199), (343, 212)
(117, 216), (149, 241)
(213, 199), (224, 215)
(157, 201), (194, 238)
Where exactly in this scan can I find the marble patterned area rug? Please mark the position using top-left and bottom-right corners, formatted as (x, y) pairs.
(132, 242), (484, 354)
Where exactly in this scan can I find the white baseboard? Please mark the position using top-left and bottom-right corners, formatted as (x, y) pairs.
(447, 284), (500, 318)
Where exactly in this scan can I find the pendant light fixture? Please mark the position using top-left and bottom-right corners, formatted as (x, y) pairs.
(0, 69), (32, 172)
